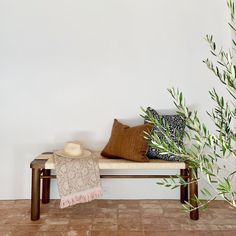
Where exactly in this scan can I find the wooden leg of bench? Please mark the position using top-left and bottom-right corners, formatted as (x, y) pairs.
(180, 169), (188, 203)
(42, 169), (51, 204)
(189, 168), (199, 220)
(31, 168), (41, 221)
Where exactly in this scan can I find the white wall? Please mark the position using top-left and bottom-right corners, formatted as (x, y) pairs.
(0, 0), (232, 200)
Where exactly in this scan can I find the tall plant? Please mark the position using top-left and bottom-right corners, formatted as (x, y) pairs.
(143, 0), (236, 211)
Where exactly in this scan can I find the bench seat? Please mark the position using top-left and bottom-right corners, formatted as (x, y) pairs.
(36, 153), (186, 170)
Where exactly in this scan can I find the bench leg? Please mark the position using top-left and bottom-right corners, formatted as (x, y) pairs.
(42, 169), (51, 204)
(189, 168), (199, 220)
(180, 169), (188, 203)
(31, 168), (41, 221)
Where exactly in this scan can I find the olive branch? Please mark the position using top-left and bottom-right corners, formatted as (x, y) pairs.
(142, 0), (236, 212)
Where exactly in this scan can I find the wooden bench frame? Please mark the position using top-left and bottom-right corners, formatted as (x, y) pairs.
(30, 152), (199, 221)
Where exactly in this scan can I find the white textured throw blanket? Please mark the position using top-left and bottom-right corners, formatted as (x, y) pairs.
(54, 152), (103, 208)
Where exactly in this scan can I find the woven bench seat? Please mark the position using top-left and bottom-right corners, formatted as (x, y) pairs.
(36, 153), (186, 170)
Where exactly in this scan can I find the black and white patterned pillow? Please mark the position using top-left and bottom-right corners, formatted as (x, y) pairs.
(145, 107), (185, 161)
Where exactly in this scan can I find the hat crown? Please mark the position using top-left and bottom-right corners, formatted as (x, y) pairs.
(64, 141), (83, 157)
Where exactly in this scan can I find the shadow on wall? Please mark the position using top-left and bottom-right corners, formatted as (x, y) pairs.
(12, 142), (58, 199)
(120, 104), (199, 124)
(10, 104), (199, 199)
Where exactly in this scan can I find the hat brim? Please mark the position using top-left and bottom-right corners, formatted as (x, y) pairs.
(54, 149), (91, 159)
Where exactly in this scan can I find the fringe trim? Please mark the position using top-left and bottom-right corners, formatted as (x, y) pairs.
(60, 186), (103, 208)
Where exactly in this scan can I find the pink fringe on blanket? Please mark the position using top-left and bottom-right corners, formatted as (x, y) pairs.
(60, 186), (103, 208)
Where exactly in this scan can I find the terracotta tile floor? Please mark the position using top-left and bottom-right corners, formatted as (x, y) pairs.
(0, 199), (236, 236)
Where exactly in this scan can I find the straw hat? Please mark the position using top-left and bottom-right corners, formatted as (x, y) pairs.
(55, 141), (91, 158)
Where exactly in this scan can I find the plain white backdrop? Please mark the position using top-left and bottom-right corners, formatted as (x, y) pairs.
(0, 0), (234, 199)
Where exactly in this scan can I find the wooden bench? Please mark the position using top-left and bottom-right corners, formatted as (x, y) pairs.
(30, 152), (199, 221)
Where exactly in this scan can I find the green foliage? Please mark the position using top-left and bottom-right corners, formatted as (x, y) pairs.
(142, 0), (236, 211)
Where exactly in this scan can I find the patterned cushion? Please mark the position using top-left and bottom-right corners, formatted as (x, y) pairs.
(145, 107), (185, 161)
